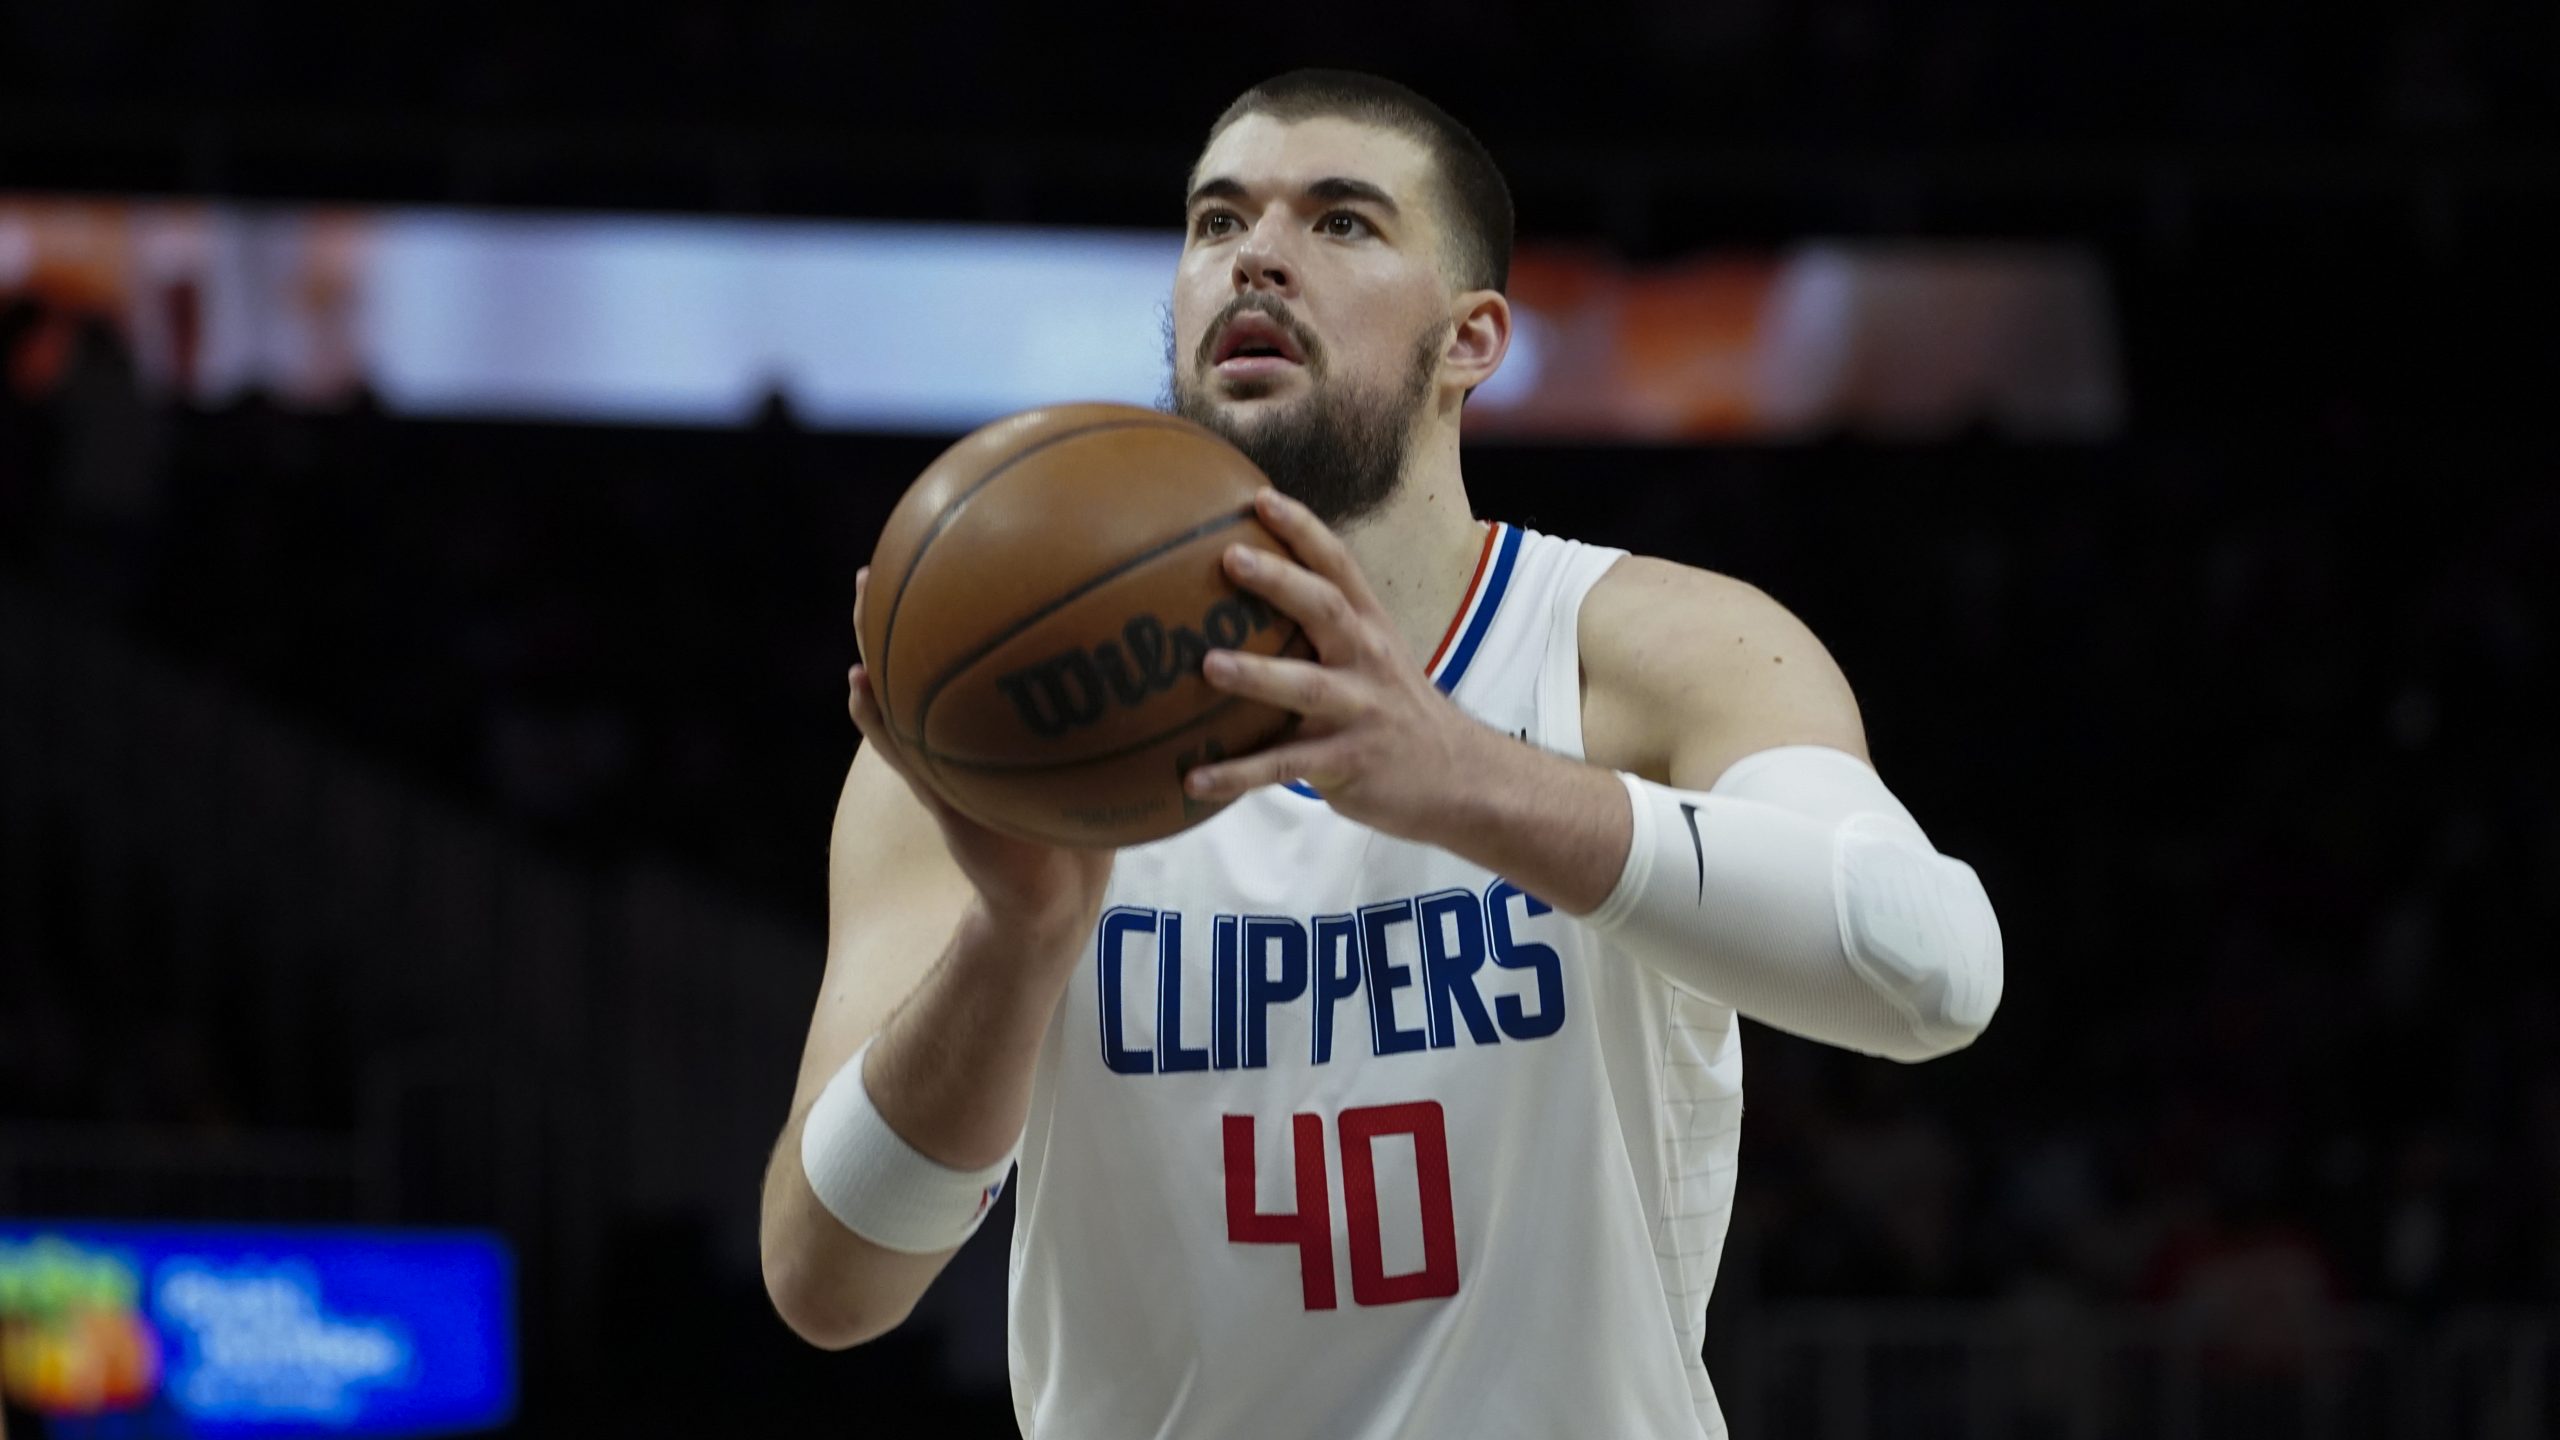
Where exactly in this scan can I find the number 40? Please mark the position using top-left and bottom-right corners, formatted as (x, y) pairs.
(1223, 1101), (1461, 1311)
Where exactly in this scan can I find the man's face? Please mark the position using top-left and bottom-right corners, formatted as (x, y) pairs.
(1167, 114), (1457, 526)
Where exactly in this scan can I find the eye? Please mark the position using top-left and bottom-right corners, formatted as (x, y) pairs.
(1320, 211), (1372, 238)
(1194, 210), (1240, 239)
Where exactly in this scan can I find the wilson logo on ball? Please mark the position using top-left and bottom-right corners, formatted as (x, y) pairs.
(997, 592), (1279, 739)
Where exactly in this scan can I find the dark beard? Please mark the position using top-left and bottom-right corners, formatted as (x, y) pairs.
(1165, 315), (1444, 530)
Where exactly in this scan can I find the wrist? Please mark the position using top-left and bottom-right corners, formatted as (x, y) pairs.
(1414, 726), (1632, 917)
(803, 1036), (1017, 1253)
(1408, 718), (1518, 852)
(958, 895), (1093, 976)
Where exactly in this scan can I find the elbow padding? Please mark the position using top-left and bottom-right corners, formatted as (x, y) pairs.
(1585, 746), (2003, 1058)
(1834, 813), (2003, 1052)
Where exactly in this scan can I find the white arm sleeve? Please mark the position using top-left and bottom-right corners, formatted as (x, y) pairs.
(1581, 745), (2002, 1062)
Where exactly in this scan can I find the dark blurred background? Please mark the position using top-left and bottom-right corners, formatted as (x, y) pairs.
(2, 3), (2556, 1437)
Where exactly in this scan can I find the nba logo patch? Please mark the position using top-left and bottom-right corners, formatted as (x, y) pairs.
(975, 1176), (1006, 1219)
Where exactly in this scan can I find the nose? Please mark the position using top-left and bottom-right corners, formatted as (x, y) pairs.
(1231, 219), (1295, 296)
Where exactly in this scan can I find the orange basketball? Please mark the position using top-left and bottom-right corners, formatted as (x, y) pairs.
(858, 403), (1308, 847)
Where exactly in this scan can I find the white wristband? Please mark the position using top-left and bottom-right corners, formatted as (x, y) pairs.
(799, 1039), (1018, 1255)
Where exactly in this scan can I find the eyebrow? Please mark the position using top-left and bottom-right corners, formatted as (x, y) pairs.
(1184, 175), (1403, 217)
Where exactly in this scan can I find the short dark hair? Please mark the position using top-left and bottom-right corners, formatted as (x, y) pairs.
(1200, 70), (1514, 295)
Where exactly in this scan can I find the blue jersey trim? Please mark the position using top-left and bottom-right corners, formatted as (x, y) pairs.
(1433, 522), (1521, 697)
(1282, 522), (1521, 803)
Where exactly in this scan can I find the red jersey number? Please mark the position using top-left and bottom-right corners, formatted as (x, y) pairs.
(1222, 1101), (1461, 1311)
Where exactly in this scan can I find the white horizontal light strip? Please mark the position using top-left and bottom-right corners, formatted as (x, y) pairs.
(360, 215), (1199, 431)
(1, 196), (2115, 439)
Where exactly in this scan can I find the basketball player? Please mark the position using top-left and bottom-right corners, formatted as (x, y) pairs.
(762, 71), (2004, 1439)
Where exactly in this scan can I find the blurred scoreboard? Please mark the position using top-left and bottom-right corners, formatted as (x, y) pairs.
(0, 1223), (513, 1438)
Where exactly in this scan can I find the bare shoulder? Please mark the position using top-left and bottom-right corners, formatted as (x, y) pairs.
(1578, 554), (1870, 788)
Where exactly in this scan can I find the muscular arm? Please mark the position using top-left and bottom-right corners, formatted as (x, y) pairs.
(1189, 496), (1995, 1060)
(1414, 557), (2000, 1061)
(758, 746), (1086, 1348)
(1414, 558), (1866, 906)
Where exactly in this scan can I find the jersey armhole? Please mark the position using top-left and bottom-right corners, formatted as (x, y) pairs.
(1534, 545), (1627, 763)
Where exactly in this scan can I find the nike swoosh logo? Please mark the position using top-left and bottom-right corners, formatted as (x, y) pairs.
(1679, 801), (1705, 904)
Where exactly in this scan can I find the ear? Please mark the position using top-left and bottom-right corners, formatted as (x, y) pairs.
(1442, 290), (1511, 397)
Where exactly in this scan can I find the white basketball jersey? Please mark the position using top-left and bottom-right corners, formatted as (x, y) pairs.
(1007, 524), (1746, 1440)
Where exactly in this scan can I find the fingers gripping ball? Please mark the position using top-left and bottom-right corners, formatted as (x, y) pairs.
(858, 404), (1308, 847)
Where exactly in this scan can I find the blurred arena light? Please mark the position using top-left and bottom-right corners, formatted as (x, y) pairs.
(1, 197), (2120, 442)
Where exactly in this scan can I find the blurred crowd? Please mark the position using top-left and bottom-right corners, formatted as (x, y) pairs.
(5, 3), (2549, 148)
(5, 231), (2554, 1351)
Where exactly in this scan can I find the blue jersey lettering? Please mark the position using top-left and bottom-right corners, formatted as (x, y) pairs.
(1310, 914), (1361, 1065)
(1418, 888), (1499, 1049)
(1358, 900), (1429, 1057)
(1098, 906), (1158, 1075)
(1097, 883), (1572, 1076)
(1242, 916), (1310, 1070)
(1485, 880), (1567, 1041)
(1157, 912), (1210, 1073)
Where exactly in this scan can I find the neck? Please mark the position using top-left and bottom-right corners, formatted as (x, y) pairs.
(1335, 416), (1485, 668)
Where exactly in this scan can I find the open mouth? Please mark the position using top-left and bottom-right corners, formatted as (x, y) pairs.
(1211, 312), (1308, 375)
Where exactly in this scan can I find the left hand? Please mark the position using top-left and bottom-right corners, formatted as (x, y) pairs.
(1184, 488), (1498, 843)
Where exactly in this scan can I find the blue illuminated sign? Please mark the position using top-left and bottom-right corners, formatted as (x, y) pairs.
(0, 1222), (513, 1437)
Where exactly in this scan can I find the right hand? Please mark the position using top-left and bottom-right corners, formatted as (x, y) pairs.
(849, 567), (1115, 943)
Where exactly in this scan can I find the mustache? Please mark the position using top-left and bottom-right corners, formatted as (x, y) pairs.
(1195, 294), (1324, 373)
